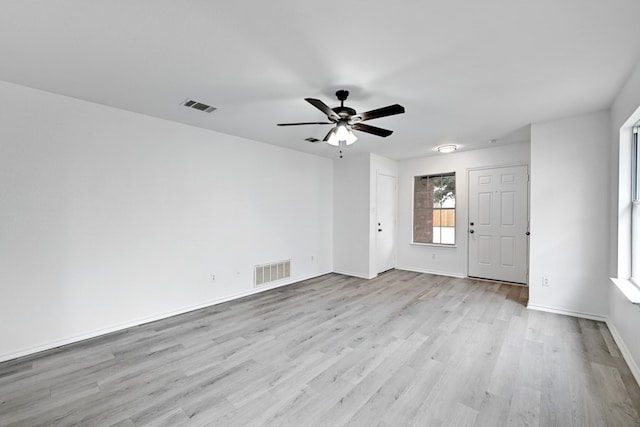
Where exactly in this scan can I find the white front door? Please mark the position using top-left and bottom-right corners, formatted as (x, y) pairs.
(468, 165), (529, 284)
(376, 173), (396, 273)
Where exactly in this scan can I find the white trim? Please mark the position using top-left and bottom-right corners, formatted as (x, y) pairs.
(526, 303), (607, 322)
(610, 278), (640, 304)
(606, 319), (640, 387)
(395, 265), (465, 278)
(468, 276), (527, 287)
(466, 162), (530, 173)
(410, 242), (457, 248)
(0, 271), (331, 363)
(332, 269), (377, 280)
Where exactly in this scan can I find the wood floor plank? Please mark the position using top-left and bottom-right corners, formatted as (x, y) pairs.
(381, 358), (446, 425)
(487, 343), (523, 399)
(539, 337), (574, 426)
(1, 270), (639, 426)
(506, 385), (541, 427)
(442, 402), (478, 427)
(568, 371), (606, 426)
(472, 391), (511, 426)
(343, 364), (417, 427)
(516, 339), (544, 391)
(591, 361), (640, 425)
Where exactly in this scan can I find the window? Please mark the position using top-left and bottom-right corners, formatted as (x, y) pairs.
(632, 125), (640, 283)
(413, 173), (456, 245)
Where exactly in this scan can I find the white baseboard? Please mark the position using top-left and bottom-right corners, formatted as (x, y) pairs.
(0, 271), (331, 363)
(606, 320), (640, 387)
(526, 303), (607, 322)
(395, 265), (465, 279)
(332, 269), (377, 280)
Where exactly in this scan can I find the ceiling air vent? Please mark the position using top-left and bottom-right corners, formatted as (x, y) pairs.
(182, 99), (217, 113)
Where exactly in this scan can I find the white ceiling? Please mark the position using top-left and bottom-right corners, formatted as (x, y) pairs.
(1, 1), (639, 160)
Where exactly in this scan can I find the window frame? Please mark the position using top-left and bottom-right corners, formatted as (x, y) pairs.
(412, 172), (456, 246)
(631, 125), (640, 285)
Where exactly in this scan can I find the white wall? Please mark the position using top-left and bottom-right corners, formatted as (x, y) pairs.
(332, 153), (371, 278)
(0, 80), (333, 361)
(609, 58), (640, 381)
(333, 153), (399, 279)
(529, 110), (610, 319)
(397, 142), (530, 277)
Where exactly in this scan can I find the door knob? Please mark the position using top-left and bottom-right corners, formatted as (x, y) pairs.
(378, 228), (383, 232)
(526, 231), (530, 236)
(470, 229), (475, 234)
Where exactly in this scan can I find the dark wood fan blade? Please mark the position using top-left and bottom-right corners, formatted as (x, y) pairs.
(277, 122), (333, 126)
(305, 98), (340, 121)
(323, 128), (335, 142)
(352, 123), (394, 137)
(360, 104), (405, 121)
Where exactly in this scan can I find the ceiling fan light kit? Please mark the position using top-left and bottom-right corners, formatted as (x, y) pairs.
(326, 122), (358, 146)
(277, 90), (405, 149)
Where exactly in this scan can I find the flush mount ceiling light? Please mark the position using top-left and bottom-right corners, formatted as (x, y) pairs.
(437, 144), (457, 153)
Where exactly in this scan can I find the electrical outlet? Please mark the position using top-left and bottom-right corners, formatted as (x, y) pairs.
(432, 253), (436, 260)
(542, 276), (550, 287)
(211, 274), (216, 281)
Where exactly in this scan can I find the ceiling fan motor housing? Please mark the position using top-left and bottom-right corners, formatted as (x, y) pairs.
(332, 106), (356, 119)
(332, 90), (356, 120)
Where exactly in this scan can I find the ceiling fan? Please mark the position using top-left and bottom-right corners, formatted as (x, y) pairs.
(277, 90), (405, 146)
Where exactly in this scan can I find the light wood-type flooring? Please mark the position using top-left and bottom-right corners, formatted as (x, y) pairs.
(1, 270), (640, 426)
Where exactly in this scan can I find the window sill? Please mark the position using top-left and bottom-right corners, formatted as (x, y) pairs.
(410, 242), (457, 248)
(611, 278), (640, 304)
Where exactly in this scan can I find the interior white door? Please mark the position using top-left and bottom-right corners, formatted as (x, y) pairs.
(376, 173), (396, 273)
(468, 165), (529, 284)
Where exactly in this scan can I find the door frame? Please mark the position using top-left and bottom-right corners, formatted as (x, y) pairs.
(375, 172), (397, 274)
(466, 163), (530, 284)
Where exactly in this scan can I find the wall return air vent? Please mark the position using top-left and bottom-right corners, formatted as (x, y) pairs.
(254, 260), (291, 287)
(182, 99), (217, 113)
